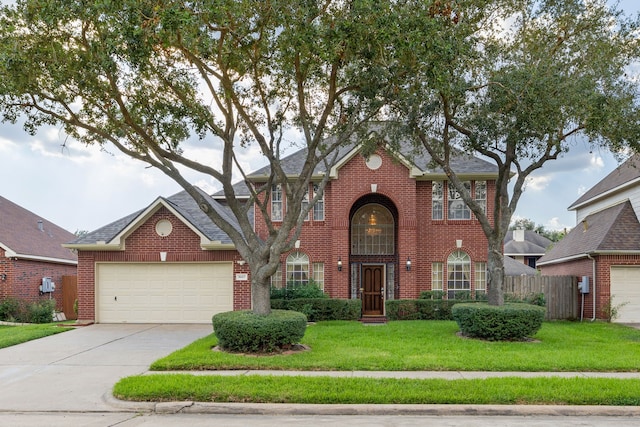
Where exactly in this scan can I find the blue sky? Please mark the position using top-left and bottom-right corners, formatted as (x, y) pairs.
(0, 0), (638, 234)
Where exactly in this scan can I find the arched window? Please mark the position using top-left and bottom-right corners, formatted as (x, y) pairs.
(286, 252), (309, 287)
(447, 250), (470, 299)
(351, 204), (395, 255)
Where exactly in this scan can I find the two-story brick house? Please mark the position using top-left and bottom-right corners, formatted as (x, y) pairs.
(67, 140), (498, 323)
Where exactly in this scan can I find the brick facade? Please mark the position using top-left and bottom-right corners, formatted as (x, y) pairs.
(254, 148), (492, 302)
(76, 207), (251, 322)
(0, 247), (76, 312)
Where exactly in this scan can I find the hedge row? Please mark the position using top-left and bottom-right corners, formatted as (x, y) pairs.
(271, 298), (361, 322)
(385, 299), (458, 320)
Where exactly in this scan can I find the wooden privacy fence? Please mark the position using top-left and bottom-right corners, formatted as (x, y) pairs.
(503, 275), (578, 320)
(61, 275), (78, 320)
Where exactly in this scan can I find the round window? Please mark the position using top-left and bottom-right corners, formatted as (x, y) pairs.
(155, 219), (173, 237)
(365, 154), (382, 170)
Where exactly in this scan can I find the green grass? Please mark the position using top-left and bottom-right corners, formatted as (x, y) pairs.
(115, 320), (640, 405)
(0, 323), (72, 349)
(113, 375), (640, 405)
(151, 320), (640, 372)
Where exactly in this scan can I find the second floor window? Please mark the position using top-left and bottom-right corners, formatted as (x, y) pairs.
(312, 183), (324, 221)
(448, 181), (471, 220)
(432, 182), (443, 220)
(271, 184), (283, 221)
(475, 181), (486, 214)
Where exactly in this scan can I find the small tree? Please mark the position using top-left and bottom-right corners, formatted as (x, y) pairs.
(378, 0), (640, 305)
(0, 0), (390, 315)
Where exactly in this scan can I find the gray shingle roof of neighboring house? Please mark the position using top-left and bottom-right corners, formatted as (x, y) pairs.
(568, 154), (640, 211)
(0, 195), (77, 263)
(538, 200), (640, 265)
(69, 187), (244, 246)
(504, 255), (538, 276)
(503, 230), (553, 257)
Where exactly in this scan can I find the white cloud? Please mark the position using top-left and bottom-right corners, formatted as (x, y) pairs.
(524, 175), (551, 192)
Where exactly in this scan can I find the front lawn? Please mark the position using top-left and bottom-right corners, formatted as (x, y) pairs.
(151, 320), (640, 372)
(0, 323), (71, 349)
(114, 320), (640, 405)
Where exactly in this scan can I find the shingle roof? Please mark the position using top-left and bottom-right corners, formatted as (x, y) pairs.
(0, 195), (77, 263)
(70, 188), (244, 246)
(503, 230), (553, 256)
(568, 154), (640, 210)
(504, 255), (538, 276)
(538, 201), (640, 264)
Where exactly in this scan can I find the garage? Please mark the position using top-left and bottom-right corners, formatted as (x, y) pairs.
(96, 262), (233, 323)
(610, 266), (640, 323)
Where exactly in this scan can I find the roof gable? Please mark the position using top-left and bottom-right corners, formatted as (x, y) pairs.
(569, 154), (640, 211)
(0, 195), (77, 264)
(538, 201), (640, 265)
(503, 230), (553, 256)
(66, 188), (238, 250)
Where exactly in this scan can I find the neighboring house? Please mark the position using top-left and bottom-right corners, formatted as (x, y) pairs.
(538, 154), (640, 322)
(0, 196), (77, 312)
(503, 255), (538, 276)
(504, 229), (553, 269)
(66, 138), (499, 324)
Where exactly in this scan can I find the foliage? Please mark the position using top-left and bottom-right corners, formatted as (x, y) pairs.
(212, 310), (307, 353)
(419, 290), (445, 300)
(271, 298), (360, 322)
(374, 0), (640, 306)
(509, 218), (568, 242)
(0, 298), (56, 323)
(603, 295), (630, 322)
(452, 303), (546, 341)
(270, 280), (328, 300)
(0, 0), (393, 315)
(386, 299), (457, 320)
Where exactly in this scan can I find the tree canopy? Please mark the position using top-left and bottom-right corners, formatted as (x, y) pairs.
(375, 0), (640, 304)
(0, 0), (392, 314)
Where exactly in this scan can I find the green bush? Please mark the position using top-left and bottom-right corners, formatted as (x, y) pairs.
(28, 299), (56, 323)
(271, 298), (360, 321)
(0, 298), (55, 323)
(452, 302), (545, 341)
(212, 310), (307, 353)
(386, 299), (457, 320)
(419, 291), (445, 300)
(270, 280), (328, 300)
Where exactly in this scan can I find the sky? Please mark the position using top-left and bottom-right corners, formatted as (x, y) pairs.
(0, 0), (638, 235)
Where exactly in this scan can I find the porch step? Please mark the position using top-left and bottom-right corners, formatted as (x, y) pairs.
(359, 316), (388, 325)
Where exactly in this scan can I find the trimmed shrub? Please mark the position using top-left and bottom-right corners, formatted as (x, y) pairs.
(452, 302), (545, 341)
(386, 299), (457, 320)
(271, 298), (360, 321)
(0, 298), (55, 323)
(0, 297), (23, 321)
(270, 280), (328, 300)
(212, 310), (307, 353)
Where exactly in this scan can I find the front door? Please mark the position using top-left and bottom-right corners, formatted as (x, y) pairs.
(362, 265), (384, 316)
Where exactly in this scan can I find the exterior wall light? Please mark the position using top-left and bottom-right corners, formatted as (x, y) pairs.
(0, 273), (6, 281)
(406, 257), (412, 271)
(337, 257), (343, 271)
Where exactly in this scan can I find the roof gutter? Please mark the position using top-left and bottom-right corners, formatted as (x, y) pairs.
(3, 248), (77, 265)
(537, 253), (589, 266)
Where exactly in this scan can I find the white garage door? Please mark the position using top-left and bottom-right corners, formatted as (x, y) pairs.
(96, 262), (233, 323)
(610, 266), (640, 323)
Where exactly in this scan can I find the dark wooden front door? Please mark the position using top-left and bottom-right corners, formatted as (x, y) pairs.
(362, 265), (384, 315)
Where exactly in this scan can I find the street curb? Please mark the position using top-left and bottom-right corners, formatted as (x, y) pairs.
(104, 393), (640, 417)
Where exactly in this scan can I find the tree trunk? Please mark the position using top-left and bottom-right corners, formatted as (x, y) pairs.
(251, 278), (272, 315)
(486, 239), (505, 306)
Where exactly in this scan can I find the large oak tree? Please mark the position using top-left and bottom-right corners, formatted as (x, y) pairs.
(377, 0), (640, 305)
(0, 0), (391, 314)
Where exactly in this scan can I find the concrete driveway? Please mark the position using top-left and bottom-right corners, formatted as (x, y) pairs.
(0, 324), (212, 412)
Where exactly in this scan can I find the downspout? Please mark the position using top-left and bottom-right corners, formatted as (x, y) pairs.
(587, 253), (596, 321)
